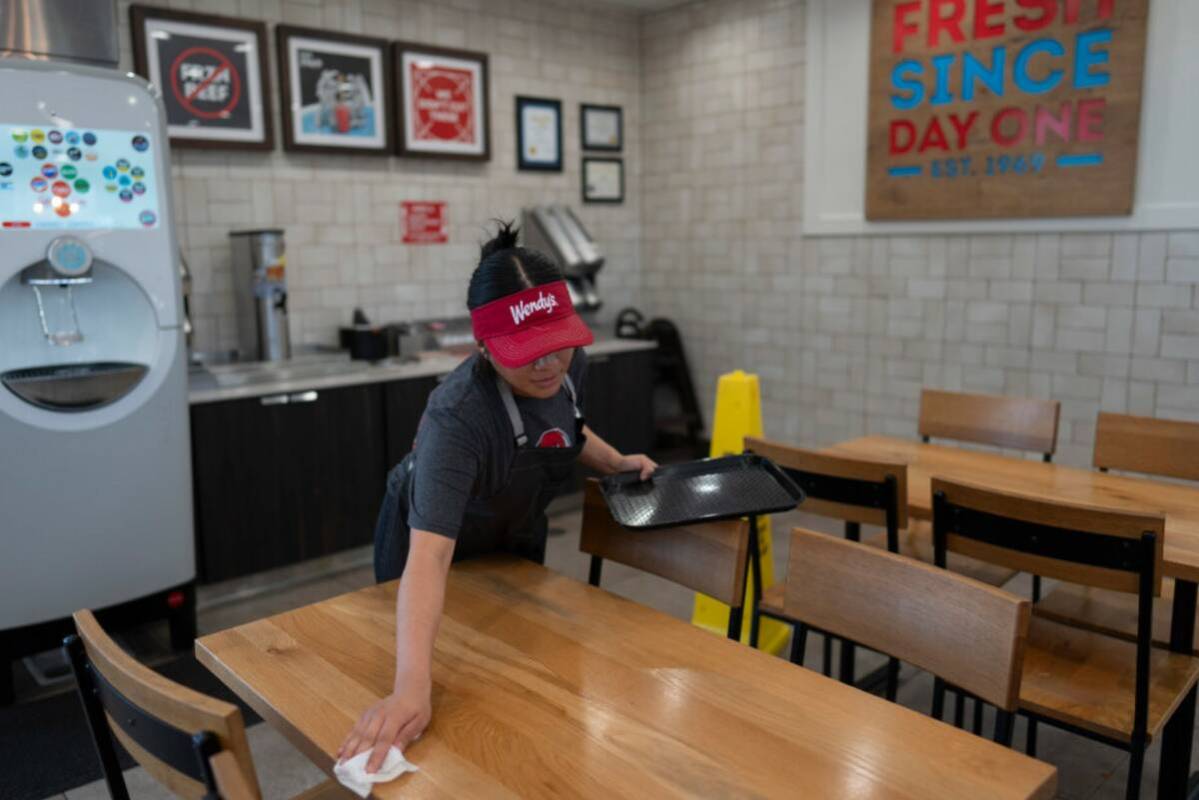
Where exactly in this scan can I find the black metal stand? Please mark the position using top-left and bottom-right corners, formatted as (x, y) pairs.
(1160, 578), (1198, 800)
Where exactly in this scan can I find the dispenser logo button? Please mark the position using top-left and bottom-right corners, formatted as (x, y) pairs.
(65, 131), (80, 145)
(41, 163), (57, 179)
(30, 177), (47, 192)
(51, 181), (70, 198)
(131, 166), (145, 179)
(0, 163), (10, 178)
(47, 130), (63, 144)
(31, 146), (47, 159)
(11, 130), (27, 143)
(132, 182), (146, 195)
(118, 189), (133, 203)
(67, 147), (81, 161)
(30, 129), (44, 144)
(116, 159), (130, 172)
(60, 165), (77, 180)
(139, 210), (156, 227)
(13, 146), (28, 159)
(131, 135), (149, 152)
(82, 132), (97, 145)
(74, 179), (90, 194)
(102, 166), (117, 180)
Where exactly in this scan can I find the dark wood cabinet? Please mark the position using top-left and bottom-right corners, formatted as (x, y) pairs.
(383, 375), (439, 470)
(583, 349), (655, 457)
(190, 347), (655, 582)
(191, 383), (386, 582)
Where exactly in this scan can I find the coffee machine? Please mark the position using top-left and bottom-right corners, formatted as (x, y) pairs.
(0, 59), (194, 702)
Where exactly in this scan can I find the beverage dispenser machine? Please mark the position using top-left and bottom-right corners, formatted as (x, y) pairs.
(0, 59), (194, 702)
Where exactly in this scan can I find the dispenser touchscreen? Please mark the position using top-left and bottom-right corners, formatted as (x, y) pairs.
(0, 125), (160, 230)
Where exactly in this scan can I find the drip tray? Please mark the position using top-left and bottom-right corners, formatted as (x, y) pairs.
(2, 361), (148, 411)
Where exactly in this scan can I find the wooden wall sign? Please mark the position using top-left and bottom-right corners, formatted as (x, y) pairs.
(866, 0), (1150, 220)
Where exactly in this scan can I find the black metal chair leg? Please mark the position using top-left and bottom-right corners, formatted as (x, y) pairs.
(727, 606), (744, 641)
(588, 556), (603, 587)
(931, 677), (946, 721)
(994, 710), (1015, 747)
(973, 697), (984, 735)
(885, 657), (900, 702)
(790, 624), (808, 665)
(953, 690), (965, 728)
(1026, 717), (1038, 757)
(1126, 742), (1145, 800)
(839, 638), (857, 684)
(821, 634), (833, 677)
(1032, 574), (1042, 603)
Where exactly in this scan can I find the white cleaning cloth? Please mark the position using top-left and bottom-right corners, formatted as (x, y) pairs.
(333, 747), (418, 798)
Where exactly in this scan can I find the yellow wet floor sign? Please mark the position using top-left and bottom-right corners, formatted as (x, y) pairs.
(690, 370), (790, 654)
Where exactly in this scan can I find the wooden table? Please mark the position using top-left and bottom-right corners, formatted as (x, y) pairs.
(196, 557), (1056, 799)
(828, 435), (1199, 799)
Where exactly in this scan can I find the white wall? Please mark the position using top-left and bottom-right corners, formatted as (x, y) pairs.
(640, 0), (1199, 466)
(803, 0), (1199, 235)
(117, 0), (644, 354)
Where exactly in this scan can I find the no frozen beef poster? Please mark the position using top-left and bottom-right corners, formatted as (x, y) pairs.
(865, 0), (1150, 220)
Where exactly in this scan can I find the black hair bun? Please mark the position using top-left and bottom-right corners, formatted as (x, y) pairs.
(480, 219), (519, 258)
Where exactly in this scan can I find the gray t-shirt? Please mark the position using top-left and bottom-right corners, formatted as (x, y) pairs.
(405, 350), (587, 539)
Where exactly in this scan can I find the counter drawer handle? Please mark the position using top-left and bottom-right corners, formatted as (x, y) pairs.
(260, 394), (289, 406)
(289, 390), (319, 403)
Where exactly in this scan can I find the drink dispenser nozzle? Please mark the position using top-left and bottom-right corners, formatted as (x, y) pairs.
(21, 237), (95, 347)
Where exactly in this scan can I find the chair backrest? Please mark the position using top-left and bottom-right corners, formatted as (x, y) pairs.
(210, 751), (258, 800)
(744, 437), (907, 534)
(930, 478), (1164, 596)
(1093, 411), (1199, 482)
(579, 479), (749, 607)
(66, 609), (261, 800)
(783, 528), (1030, 711)
(919, 389), (1060, 458)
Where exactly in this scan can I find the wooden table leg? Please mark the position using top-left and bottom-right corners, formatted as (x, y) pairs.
(1160, 579), (1197, 800)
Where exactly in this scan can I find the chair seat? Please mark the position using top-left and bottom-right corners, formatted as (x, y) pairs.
(863, 521), (1019, 588)
(1036, 580), (1199, 654)
(1019, 617), (1199, 742)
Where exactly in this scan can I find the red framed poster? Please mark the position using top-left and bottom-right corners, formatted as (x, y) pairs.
(392, 42), (490, 161)
(401, 201), (448, 244)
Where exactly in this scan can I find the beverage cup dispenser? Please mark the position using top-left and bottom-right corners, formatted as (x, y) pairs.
(229, 229), (290, 362)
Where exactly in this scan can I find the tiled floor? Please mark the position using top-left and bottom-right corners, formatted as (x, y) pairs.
(39, 501), (1199, 799)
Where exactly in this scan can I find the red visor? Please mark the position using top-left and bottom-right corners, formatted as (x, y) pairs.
(470, 280), (593, 368)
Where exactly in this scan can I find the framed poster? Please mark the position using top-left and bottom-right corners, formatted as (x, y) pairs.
(516, 96), (562, 171)
(580, 104), (622, 151)
(393, 42), (490, 161)
(276, 27), (393, 155)
(582, 157), (623, 203)
(129, 5), (272, 150)
(865, 0), (1150, 220)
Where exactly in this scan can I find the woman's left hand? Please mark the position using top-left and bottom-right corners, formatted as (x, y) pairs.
(614, 454), (657, 481)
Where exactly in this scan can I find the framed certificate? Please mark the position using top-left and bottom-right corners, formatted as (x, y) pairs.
(580, 103), (622, 151)
(393, 42), (490, 161)
(582, 157), (623, 204)
(130, 5), (273, 150)
(516, 96), (562, 172)
(276, 27), (393, 155)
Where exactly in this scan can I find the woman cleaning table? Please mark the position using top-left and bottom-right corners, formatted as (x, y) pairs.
(339, 222), (656, 772)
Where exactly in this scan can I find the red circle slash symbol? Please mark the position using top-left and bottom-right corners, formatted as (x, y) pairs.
(170, 46), (242, 120)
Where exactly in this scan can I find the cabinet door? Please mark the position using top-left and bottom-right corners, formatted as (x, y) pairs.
(383, 376), (440, 470)
(191, 383), (386, 582)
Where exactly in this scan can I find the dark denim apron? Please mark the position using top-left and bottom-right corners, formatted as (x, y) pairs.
(373, 373), (586, 582)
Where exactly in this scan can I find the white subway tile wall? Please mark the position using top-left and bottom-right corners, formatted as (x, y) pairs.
(116, 0), (643, 353)
(639, 0), (1199, 466)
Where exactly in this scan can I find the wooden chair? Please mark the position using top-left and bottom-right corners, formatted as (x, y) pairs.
(581, 479), (750, 640)
(744, 436), (905, 694)
(919, 388), (1060, 460)
(64, 609), (345, 800)
(781, 528), (1030, 745)
(919, 388), (1062, 599)
(931, 478), (1199, 799)
(1038, 413), (1199, 653)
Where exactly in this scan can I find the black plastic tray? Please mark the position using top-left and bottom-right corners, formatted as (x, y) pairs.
(599, 454), (804, 530)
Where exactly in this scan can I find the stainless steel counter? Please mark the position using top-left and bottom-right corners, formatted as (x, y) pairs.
(188, 338), (657, 405)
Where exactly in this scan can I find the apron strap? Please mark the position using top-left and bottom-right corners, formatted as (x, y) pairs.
(563, 374), (583, 420)
(496, 375), (528, 447)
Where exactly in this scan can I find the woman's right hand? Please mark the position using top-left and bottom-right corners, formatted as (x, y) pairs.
(337, 672), (432, 773)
